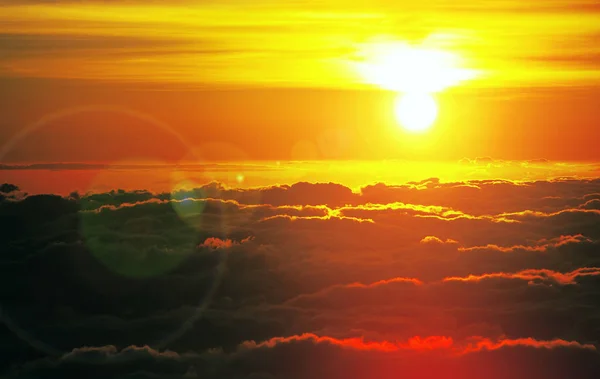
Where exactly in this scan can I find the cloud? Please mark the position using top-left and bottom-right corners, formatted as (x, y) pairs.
(346, 277), (424, 288)
(0, 183), (19, 193)
(458, 234), (593, 252)
(581, 199), (600, 210)
(420, 236), (459, 244)
(62, 344), (181, 361)
(240, 333), (400, 352)
(461, 336), (597, 353)
(284, 277), (422, 309)
(199, 236), (253, 249)
(443, 267), (600, 285)
(240, 332), (596, 354)
(258, 213), (374, 224)
(4, 178), (600, 377)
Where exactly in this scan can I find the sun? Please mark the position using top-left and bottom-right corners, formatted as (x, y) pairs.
(395, 93), (438, 132)
(354, 37), (479, 133)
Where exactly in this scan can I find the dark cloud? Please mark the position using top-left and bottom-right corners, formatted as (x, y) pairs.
(2, 178), (600, 377)
(581, 199), (600, 210)
(12, 335), (600, 379)
(0, 183), (23, 202)
(0, 183), (19, 193)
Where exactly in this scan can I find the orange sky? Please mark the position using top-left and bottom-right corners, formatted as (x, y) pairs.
(1, 0), (599, 163)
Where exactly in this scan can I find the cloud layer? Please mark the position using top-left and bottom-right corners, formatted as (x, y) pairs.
(2, 177), (600, 377)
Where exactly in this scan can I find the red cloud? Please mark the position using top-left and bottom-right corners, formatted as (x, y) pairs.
(239, 333), (399, 352)
(239, 333), (595, 354)
(401, 336), (454, 350)
(462, 336), (597, 354)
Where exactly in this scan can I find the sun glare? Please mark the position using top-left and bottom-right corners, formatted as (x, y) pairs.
(356, 39), (478, 133)
(357, 41), (477, 93)
(395, 93), (438, 132)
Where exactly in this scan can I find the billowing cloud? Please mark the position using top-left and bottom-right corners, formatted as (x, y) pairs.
(199, 236), (253, 249)
(240, 333), (596, 354)
(443, 267), (600, 285)
(420, 236), (459, 244)
(458, 234), (593, 252)
(3, 177), (600, 377)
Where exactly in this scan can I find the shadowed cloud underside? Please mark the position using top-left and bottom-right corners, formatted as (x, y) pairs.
(3, 177), (600, 377)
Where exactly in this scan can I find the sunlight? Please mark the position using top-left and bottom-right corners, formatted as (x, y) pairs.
(356, 39), (478, 132)
(357, 41), (479, 93)
(394, 93), (438, 132)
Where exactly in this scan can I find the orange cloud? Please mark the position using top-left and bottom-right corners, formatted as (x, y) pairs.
(443, 267), (600, 285)
(259, 214), (374, 224)
(336, 202), (518, 224)
(414, 213), (518, 223)
(199, 236), (253, 249)
(86, 198), (168, 213)
(346, 277), (423, 288)
(500, 208), (600, 219)
(284, 276), (422, 306)
(458, 234), (592, 252)
(420, 236), (459, 244)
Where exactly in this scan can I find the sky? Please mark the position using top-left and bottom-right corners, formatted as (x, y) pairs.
(1, 0), (600, 165)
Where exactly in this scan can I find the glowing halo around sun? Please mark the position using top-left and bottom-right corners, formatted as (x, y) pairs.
(355, 38), (479, 133)
(395, 93), (438, 132)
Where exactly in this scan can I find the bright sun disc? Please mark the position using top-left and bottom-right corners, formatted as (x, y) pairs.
(395, 93), (438, 132)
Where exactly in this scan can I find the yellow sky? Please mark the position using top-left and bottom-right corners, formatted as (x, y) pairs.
(1, 1), (599, 88)
(1, 1), (600, 164)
